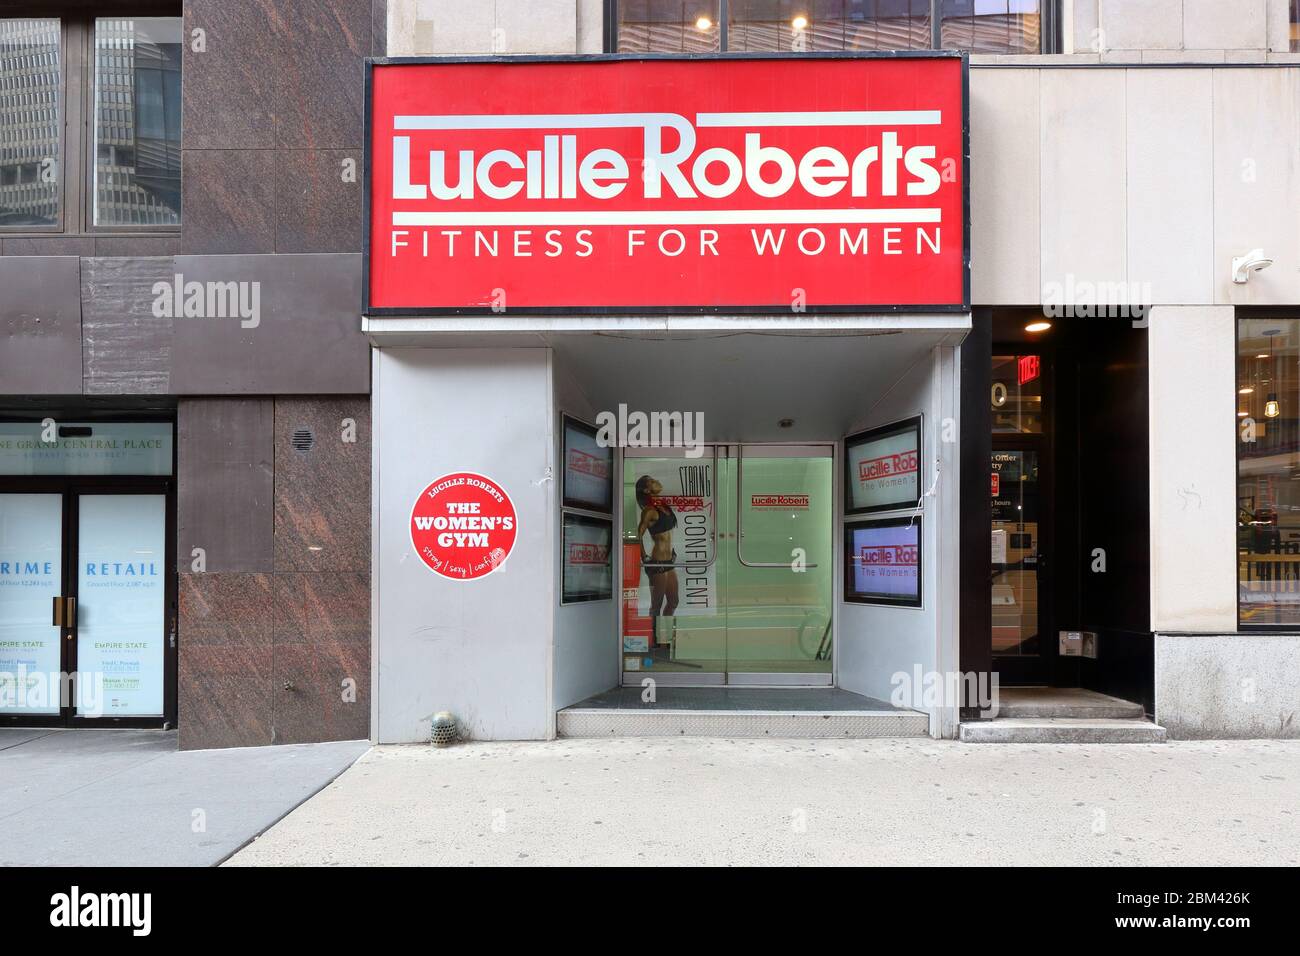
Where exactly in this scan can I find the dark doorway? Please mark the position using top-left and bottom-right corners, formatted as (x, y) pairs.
(966, 313), (1153, 713)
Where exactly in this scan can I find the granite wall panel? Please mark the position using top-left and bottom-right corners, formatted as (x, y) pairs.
(178, 571), (275, 749)
(0, 256), (83, 395)
(168, 254), (370, 394)
(178, 396), (371, 749)
(273, 397), (371, 573)
(274, 149), (364, 254)
(180, 150), (277, 256)
(177, 398), (275, 573)
(81, 257), (175, 395)
(276, 0), (371, 149)
(182, 0), (279, 151)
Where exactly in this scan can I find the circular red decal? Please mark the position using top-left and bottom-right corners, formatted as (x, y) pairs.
(410, 473), (518, 580)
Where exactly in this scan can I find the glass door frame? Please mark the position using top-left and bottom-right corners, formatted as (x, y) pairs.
(0, 476), (177, 729)
(619, 441), (838, 688)
(990, 346), (1055, 686)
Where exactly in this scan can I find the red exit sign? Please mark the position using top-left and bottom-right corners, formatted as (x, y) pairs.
(366, 56), (967, 313)
(1017, 355), (1040, 386)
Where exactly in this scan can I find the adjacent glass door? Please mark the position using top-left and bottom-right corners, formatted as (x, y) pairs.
(0, 494), (64, 716)
(621, 444), (834, 685)
(0, 489), (171, 724)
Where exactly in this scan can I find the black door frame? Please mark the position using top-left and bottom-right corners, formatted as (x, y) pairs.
(989, 346), (1055, 686)
(0, 428), (178, 729)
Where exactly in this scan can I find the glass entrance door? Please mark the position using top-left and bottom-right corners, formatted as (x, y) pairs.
(0, 494), (64, 716)
(621, 444), (834, 685)
(0, 490), (171, 724)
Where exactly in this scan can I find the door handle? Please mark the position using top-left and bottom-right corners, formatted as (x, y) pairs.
(51, 595), (76, 628)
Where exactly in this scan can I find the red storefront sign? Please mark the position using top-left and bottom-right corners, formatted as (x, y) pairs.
(1018, 354), (1040, 385)
(366, 56), (967, 313)
(991, 472), (1000, 497)
(410, 472), (518, 580)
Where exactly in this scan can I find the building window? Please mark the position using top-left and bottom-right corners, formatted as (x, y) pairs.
(939, 1), (1040, 55)
(0, 11), (182, 234)
(93, 18), (181, 227)
(1237, 318), (1300, 627)
(0, 19), (61, 227)
(1292, 0), (1299, 52)
(613, 0), (1053, 53)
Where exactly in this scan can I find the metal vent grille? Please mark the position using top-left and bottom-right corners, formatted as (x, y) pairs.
(291, 427), (314, 452)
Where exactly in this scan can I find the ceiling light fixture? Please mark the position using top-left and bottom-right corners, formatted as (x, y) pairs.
(792, 15), (809, 30)
(1025, 320), (1052, 333)
(695, 16), (712, 30)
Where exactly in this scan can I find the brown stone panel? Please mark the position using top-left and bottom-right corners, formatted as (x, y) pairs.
(273, 572), (370, 645)
(168, 254), (370, 395)
(1, 237), (94, 256)
(177, 399), (275, 573)
(273, 397), (371, 573)
(177, 571), (274, 749)
(93, 236), (183, 258)
(276, 0), (371, 149)
(271, 638), (370, 744)
(0, 256), (83, 395)
(180, 150), (277, 255)
(182, 0), (279, 151)
(372, 0), (387, 56)
(274, 149), (363, 254)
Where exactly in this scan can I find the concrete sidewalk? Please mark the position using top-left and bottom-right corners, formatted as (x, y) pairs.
(0, 728), (369, 866)
(227, 737), (1300, 867)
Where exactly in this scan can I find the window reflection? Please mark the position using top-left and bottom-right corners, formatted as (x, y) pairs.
(1238, 319), (1300, 625)
(0, 19), (61, 227)
(991, 449), (1039, 656)
(729, 1), (931, 52)
(991, 354), (1044, 434)
(940, 0), (1041, 54)
(618, 1), (722, 53)
(93, 17), (181, 227)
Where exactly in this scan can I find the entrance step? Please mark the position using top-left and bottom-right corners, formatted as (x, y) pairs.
(959, 717), (1167, 744)
(558, 686), (929, 739)
(995, 687), (1146, 720)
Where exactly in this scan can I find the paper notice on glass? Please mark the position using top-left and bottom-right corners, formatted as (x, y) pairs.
(991, 529), (1008, 565)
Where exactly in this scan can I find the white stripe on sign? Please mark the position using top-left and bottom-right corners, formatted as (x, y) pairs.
(391, 208), (942, 227)
(392, 110), (941, 131)
(695, 111), (942, 127)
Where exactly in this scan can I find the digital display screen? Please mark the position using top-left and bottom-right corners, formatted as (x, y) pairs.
(562, 512), (613, 603)
(844, 517), (921, 607)
(845, 417), (921, 515)
(562, 416), (613, 514)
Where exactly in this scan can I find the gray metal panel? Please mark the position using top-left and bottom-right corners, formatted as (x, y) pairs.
(0, 256), (83, 395)
(177, 398), (274, 573)
(170, 254), (369, 395)
(81, 256), (175, 395)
